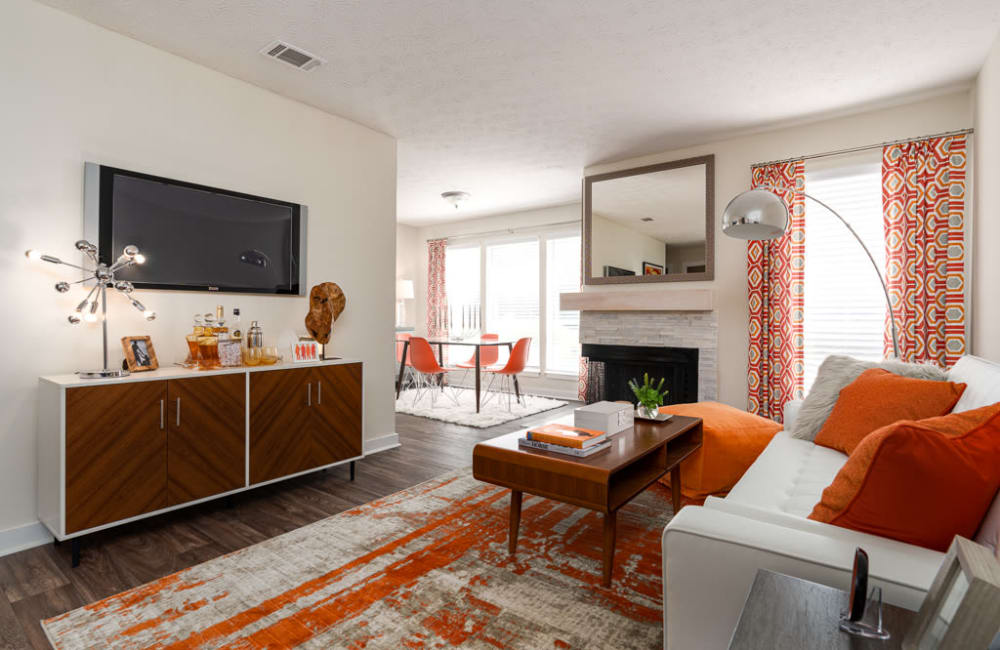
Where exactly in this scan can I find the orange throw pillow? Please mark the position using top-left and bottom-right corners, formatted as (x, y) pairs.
(813, 368), (965, 455)
(657, 402), (781, 502)
(808, 403), (1000, 551)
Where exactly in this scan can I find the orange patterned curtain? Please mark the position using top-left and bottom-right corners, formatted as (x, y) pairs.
(747, 161), (805, 421)
(426, 239), (449, 339)
(882, 135), (967, 367)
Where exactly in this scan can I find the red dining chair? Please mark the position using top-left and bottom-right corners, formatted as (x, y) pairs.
(483, 337), (531, 411)
(408, 337), (460, 407)
(395, 333), (414, 392)
(453, 333), (499, 387)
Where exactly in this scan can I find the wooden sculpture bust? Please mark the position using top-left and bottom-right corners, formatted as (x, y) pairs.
(305, 282), (346, 345)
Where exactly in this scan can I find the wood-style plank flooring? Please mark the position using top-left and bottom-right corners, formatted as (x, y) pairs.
(0, 402), (577, 649)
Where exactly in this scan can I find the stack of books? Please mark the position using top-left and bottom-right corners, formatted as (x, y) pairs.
(518, 423), (611, 457)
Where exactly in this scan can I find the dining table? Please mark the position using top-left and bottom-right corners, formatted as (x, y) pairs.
(395, 336), (518, 413)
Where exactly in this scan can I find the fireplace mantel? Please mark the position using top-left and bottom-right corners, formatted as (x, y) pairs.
(559, 288), (713, 312)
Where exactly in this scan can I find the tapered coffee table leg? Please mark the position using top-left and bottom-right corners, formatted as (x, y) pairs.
(603, 510), (617, 587)
(508, 490), (522, 554)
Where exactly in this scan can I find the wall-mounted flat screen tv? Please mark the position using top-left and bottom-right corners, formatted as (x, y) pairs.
(84, 163), (305, 294)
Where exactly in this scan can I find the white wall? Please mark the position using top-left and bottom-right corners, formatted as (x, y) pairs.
(585, 91), (973, 408)
(0, 0), (396, 545)
(395, 223), (420, 328)
(591, 213), (665, 275)
(973, 35), (1000, 361)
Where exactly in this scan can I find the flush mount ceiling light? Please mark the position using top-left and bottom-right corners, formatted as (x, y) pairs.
(441, 191), (471, 209)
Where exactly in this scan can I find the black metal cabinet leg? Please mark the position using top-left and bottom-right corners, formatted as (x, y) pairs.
(71, 538), (81, 568)
(350, 461), (356, 481)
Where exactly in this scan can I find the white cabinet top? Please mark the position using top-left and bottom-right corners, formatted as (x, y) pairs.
(40, 358), (362, 388)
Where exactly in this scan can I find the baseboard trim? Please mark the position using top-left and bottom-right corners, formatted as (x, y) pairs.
(365, 433), (401, 455)
(0, 521), (53, 558)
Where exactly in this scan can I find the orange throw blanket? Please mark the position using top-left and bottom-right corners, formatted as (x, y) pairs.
(658, 402), (781, 505)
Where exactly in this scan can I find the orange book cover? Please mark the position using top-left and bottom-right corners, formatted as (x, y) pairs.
(526, 423), (606, 448)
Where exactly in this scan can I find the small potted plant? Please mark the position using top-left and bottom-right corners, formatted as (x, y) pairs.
(629, 373), (668, 420)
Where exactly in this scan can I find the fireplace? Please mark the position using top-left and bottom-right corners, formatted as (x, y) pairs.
(582, 343), (698, 405)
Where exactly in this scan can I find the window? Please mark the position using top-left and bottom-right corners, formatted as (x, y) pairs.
(445, 244), (480, 332)
(445, 227), (580, 377)
(803, 152), (885, 391)
(546, 234), (581, 373)
(486, 239), (540, 369)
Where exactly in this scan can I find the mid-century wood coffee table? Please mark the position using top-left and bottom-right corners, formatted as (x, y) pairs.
(472, 414), (703, 587)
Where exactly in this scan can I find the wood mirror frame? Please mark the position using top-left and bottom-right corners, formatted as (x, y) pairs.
(583, 154), (714, 285)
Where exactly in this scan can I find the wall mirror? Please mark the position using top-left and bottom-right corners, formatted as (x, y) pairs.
(584, 154), (714, 284)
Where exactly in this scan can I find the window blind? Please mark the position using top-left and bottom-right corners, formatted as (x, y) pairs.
(803, 153), (886, 392)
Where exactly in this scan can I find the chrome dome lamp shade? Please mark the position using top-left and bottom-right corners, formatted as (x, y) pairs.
(721, 189), (789, 240)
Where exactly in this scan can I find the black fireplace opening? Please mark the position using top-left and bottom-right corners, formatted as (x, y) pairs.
(582, 344), (698, 405)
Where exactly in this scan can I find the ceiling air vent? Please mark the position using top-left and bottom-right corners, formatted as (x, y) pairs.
(260, 40), (324, 71)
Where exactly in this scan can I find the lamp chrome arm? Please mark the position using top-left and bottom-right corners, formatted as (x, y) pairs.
(761, 185), (901, 359)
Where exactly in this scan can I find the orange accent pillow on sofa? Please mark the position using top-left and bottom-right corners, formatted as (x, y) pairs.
(813, 368), (965, 455)
(657, 402), (781, 503)
(808, 403), (1000, 551)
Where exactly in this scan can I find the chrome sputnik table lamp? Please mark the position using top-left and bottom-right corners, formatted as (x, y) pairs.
(721, 188), (901, 358)
(26, 240), (156, 378)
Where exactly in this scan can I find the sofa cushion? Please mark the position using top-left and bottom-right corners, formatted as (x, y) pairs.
(725, 431), (847, 518)
(975, 489), (1000, 555)
(656, 401), (781, 502)
(813, 368), (965, 455)
(948, 355), (1000, 413)
(808, 404), (1000, 552)
(789, 355), (948, 442)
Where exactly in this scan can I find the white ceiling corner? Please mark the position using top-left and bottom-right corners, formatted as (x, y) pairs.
(36, 0), (1000, 226)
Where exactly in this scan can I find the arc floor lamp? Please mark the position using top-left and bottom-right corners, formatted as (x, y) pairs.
(721, 187), (901, 359)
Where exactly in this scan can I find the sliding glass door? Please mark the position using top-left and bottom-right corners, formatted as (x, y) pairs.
(446, 227), (580, 378)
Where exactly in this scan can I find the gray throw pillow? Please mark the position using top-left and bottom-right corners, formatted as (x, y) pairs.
(789, 355), (948, 441)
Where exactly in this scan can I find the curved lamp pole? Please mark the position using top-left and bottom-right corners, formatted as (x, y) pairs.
(721, 187), (901, 359)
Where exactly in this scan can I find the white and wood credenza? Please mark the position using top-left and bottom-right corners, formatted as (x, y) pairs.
(38, 359), (364, 565)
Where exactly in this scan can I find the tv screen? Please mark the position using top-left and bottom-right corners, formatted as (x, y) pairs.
(86, 164), (304, 294)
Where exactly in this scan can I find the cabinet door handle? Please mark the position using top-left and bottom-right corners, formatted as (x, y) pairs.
(307, 382), (312, 407)
(317, 381), (322, 405)
(160, 399), (165, 430)
(176, 397), (181, 427)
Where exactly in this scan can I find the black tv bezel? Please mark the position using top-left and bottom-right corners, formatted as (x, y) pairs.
(95, 165), (303, 295)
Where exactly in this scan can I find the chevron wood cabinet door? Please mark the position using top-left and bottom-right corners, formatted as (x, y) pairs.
(65, 381), (168, 533)
(249, 368), (313, 484)
(310, 362), (363, 468)
(167, 374), (246, 506)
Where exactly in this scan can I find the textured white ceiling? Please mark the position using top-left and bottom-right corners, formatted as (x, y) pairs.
(37, 0), (1000, 225)
(593, 165), (706, 244)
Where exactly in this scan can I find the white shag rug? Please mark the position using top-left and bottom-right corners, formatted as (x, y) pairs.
(395, 387), (567, 427)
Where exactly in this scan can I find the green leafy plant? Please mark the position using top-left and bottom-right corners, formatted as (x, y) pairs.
(628, 373), (668, 411)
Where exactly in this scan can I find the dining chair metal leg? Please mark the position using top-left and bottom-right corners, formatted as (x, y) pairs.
(481, 373), (499, 408)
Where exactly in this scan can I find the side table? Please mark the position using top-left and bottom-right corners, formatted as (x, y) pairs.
(728, 570), (917, 649)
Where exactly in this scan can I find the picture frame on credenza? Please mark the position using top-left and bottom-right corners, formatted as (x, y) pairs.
(121, 336), (158, 372)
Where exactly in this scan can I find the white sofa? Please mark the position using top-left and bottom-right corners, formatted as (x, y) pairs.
(661, 355), (1000, 650)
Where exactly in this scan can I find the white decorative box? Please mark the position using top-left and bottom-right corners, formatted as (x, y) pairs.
(574, 401), (634, 435)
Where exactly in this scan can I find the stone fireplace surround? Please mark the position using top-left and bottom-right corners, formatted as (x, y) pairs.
(579, 310), (718, 402)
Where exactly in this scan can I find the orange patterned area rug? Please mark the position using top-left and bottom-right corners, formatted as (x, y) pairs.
(43, 469), (671, 649)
